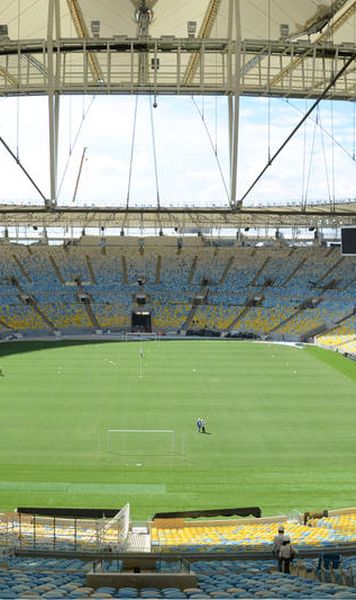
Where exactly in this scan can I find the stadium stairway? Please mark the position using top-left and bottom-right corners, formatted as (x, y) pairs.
(75, 281), (100, 328)
(12, 275), (55, 330)
(317, 257), (345, 286)
(182, 306), (199, 332)
(156, 256), (162, 284)
(49, 256), (65, 284)
(181, 280), (210, 332)
(85, 256), (97, 285)
(84, 301), (100, 329)
(12, 254), (32, 283)
(227, 305), (252, 331)
(219, 257), (234, 286)
(188, 257), (198, 284)
(283, 258), (307, 286)
(268, 306), (301, 335)
(250, 257), (270, 286)
(121, 257), (128, 284)
(30, 300), (55, 330)
(0, 316), (12, 331)
(314, 309), (356, 346)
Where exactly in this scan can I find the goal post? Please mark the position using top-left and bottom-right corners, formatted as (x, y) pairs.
(100, 502), (130, 550)
(106, 429), (176, 457)
(85, 502), (130, 551)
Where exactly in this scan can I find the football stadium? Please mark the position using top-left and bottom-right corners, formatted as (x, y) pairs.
(0, 0), (356, 598)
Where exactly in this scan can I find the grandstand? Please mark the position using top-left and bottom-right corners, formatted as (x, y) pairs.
(0, 0), (356, 597)
(0, 241), (355, 345)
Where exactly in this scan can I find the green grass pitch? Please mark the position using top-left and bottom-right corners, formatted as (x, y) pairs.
(0, 339), (355, 520)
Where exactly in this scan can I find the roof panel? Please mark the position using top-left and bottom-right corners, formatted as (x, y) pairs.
(2, 0), (354, 42)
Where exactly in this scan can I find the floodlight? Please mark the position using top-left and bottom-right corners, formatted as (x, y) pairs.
(90, 20), (101, 37)
(0, 25), (9, 38)
(187, 21), (197, 38)
(280, 24), (289, 39)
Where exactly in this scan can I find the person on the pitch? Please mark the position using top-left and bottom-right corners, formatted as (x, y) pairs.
(196, 417), (202, 433)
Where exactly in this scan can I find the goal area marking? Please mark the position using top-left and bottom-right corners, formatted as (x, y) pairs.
(106, 429), (179, 457)
(107, 429), (174, 433)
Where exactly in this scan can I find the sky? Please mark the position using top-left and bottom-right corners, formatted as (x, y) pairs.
(0, 93), (355, 209)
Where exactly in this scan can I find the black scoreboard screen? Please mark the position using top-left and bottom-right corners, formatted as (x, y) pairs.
(341, 227), (356, 255)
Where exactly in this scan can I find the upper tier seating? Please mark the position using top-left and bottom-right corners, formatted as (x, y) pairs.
(0, 241), (354, 342)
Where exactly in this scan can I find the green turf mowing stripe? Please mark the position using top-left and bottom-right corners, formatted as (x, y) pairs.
(0, 482), (165, 494)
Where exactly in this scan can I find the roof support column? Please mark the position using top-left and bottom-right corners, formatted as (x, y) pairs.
(47, 0), (61, 208)
(227, 0), (241, 209)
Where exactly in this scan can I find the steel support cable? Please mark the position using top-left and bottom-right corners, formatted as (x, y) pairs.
(303, 109), (319, 210)
(319, 108), (332, 204)
(301, 99), (308, 209)
(16, 0), (21, 160)
(57, 96), (95, 200)
(214, 13), (218, 155)
(330, 97), (336, 211)
(284, 98), (356, 164)
(0, 136), (47, 201)
(192, 96), (230, 202)
(214, 95), (218, 155)
(353, 6), (356, 160)
(149, 95), (161, 210)
(237, 54), (356, 208)
(353, 102), (356, 161)
(267, 0), (271, 163)
(126, 94), (138, 210)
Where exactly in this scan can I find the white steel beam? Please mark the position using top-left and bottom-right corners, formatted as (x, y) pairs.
(0, 38), (355, 98)
(230, 0), (241, 209)
(0, 204), (354, 230)
(47, 0), (61, 207)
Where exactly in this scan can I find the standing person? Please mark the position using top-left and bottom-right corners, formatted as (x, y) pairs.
(196, 418), (202, 433)
(201, 418), (206, 434)
(279, 535), (296, 574)
(273, 525), (285, 571)
(0, 368), (4, 377)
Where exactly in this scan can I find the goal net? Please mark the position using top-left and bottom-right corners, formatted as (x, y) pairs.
(86, 502), (130, 551)
(123, 332), (158, 342)
(106, 429), (177, 457)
